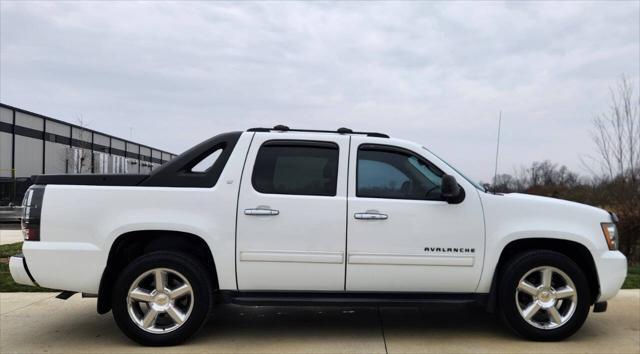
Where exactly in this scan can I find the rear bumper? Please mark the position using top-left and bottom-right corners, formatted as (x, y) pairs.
(22, 241), (103, 293)
(9, 254), (36, 287)
(594, 250), (627, 302)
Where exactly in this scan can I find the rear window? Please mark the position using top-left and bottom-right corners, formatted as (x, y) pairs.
(252, 141), (339, 196)
(190, 149), (223, 173)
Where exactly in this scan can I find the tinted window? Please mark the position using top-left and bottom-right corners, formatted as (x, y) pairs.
(252, 141), (339, 196)
(357, 146), (444, 200)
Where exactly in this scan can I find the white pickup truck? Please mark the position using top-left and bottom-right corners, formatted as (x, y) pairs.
(10, 126), (627, 346)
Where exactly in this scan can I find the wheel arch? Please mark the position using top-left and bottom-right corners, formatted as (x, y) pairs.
(485, 238), (599, 313)
(97, 230), (218, 314)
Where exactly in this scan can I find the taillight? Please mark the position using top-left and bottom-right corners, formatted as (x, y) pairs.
(21, 185), (45, 241)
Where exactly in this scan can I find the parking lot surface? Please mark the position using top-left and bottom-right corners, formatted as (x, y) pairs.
(0, 230), (21, 245)
(1, 290), (639, 353)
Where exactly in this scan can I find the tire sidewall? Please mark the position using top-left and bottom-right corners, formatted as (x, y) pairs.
(112, 251), (212, 346)
(499, 250), (591, 341)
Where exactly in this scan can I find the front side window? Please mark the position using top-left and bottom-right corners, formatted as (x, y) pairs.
(252, 141), (339, 196)
(357, 145), (444, 200)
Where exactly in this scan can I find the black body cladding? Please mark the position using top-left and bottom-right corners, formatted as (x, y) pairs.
(140, 131), (241, 187)
(31, 131), (243, 188)
(32, 174), (148, 186)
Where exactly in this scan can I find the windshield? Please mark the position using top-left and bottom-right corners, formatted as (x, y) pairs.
(421, 146), (486, 192)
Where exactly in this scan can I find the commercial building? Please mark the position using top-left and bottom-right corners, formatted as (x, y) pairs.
(0, 102), (176, 207)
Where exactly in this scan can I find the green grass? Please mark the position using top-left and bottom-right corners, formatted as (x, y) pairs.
(0, 242), (639, 292)
(623, 266), (640, 289)
(0, 242), (23, 258)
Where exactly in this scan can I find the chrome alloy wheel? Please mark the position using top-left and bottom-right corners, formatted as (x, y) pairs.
(127, 268), (194, 334)
(515, 266), (578, 330)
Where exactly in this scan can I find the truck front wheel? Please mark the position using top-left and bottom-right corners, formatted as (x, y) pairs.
(498, 250), (591, 341)
(111, 251), (213, 346)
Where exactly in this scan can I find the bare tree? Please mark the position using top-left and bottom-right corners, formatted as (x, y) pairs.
(489, 161), (581, 193)
(64, 115), (93, 174)
(76, 115), (92, 173)
(585, 76), (639, 182)
(584, 76), (640, 262)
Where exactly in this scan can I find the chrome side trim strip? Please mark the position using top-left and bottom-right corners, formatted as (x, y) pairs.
(240, 251), (344, 264)
(348, 253), (474, 267)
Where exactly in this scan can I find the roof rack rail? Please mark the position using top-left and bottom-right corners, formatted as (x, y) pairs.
(247, 125), (389, 138)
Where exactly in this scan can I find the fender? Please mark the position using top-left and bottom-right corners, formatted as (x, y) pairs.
(477, 230), (600, 293)
(481, 236), (600, 311)
(97, 228), (219, 314)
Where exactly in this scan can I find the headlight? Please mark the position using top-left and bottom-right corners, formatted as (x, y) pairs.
(600, 223), (619, 250)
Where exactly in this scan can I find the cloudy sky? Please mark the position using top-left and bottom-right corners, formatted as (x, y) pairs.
(1, 1), (638, 182)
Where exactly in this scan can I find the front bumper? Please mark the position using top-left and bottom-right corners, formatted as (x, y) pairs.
(9, 254), (36, 287)
(594, 250), (627, 302)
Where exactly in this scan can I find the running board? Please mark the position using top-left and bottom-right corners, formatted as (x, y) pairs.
(220, 291), (487, 307)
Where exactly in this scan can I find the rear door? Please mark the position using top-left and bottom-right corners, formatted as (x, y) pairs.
(236, 133), (349, 291)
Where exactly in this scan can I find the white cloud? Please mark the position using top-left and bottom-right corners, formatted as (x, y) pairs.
(1, 1), (638, 181)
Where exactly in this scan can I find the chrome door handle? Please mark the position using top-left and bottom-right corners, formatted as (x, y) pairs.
(354, 211), (388, 220)
(244, 207), (279, 216)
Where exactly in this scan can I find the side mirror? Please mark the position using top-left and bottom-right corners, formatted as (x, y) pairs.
(441, 174), (464, 204)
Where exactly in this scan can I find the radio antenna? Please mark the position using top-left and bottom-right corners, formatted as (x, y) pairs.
(492, 111), (502, 194)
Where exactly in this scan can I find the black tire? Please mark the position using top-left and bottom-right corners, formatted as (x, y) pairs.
(498, 250), (591, 341)
(111, 251), (213, 346)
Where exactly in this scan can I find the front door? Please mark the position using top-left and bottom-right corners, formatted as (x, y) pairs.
(346, 137), (485, 292)
(236, 133), (349, 291)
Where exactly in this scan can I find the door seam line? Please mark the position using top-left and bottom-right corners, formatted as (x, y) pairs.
(344, 135), (351, 292)
(234, 132), (256, 291)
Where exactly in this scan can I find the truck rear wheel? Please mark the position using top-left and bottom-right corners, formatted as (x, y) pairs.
(111, 251), (212, 346)
(498, 250), (591, 341)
